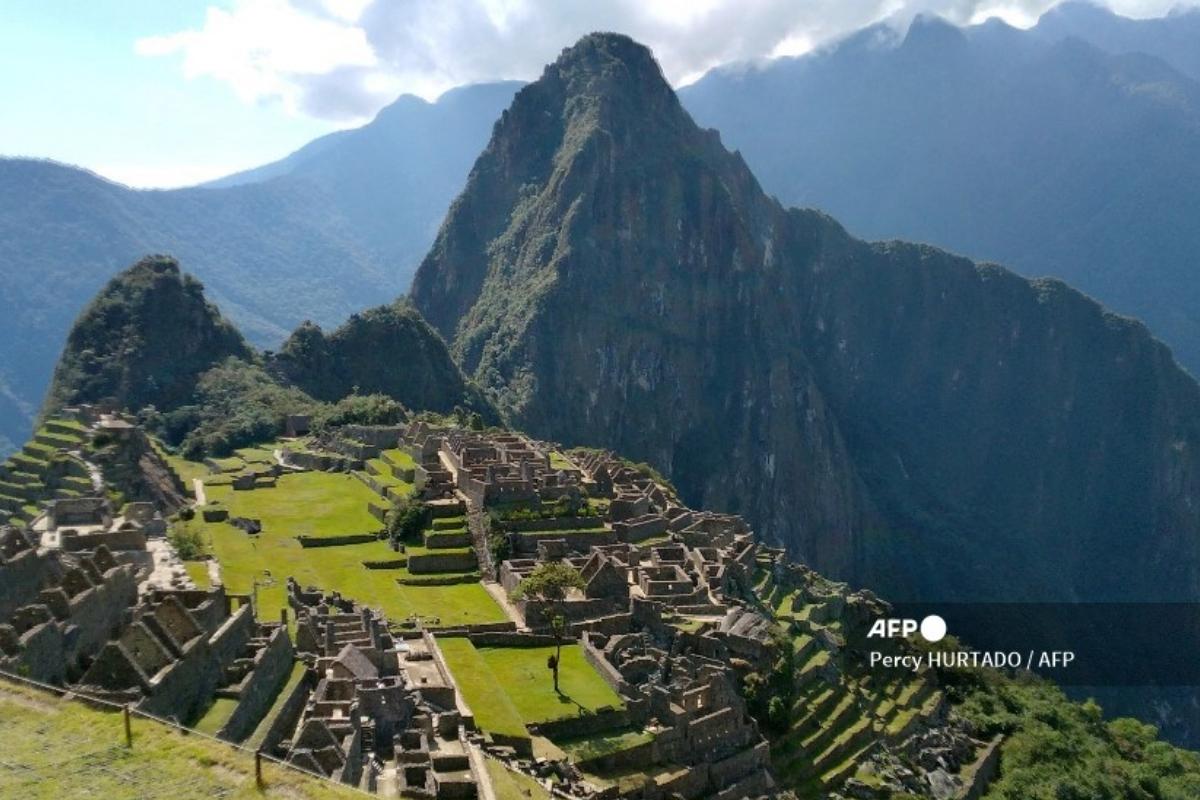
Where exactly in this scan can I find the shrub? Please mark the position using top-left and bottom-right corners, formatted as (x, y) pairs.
(168, 522), (207, 561)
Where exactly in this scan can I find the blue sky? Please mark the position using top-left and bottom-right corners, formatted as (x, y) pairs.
(0, 1), (337, 186)
(1, 0), (1193, 188)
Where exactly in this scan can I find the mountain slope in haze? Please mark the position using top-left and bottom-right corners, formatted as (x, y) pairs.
(0, 158), (386, 456)
(206, 81), (522, 269)
(0, 84), (518, 457)
(1035, 0), (1200, 81)
(680, 9), (1200, 375)
(412, 32), (1200, 610)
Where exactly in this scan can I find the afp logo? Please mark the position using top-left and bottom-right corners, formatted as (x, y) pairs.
(867, 614), (947, 643)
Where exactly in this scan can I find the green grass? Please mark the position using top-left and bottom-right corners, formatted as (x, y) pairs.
(381, 448), (416, 469)
(184, 473), (505, 626)
(246, 662), (306, 750)
(0, 679), (364, 800)
(548, 451), (575, 470)
(184, 561), (210, 589)
(555, 728), (654, 762)
(484, 757), (552, 800)
(438, 639), (623, 737)
(204, 471), (381, 539)
(193, 517), (504, 625)
(191, 697), (238, 736)
(153, 441), (211, 486)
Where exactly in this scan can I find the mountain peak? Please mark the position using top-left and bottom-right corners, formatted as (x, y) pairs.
(43, 255), (251, 417)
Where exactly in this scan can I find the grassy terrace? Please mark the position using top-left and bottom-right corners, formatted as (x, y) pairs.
(191, 696), (238, 736)
(185, 470), (505, 626)
(437, 639), (624, 739)
(0, 679), (363, 800)
(247, 662), (307, 750)
(484, 757), (552, 800)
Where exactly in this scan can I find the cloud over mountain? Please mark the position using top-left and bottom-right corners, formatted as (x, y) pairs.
(136, 0), (1200, 122)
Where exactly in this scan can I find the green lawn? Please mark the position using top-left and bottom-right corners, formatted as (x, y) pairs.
(191, 696), (238, 736)
(246, 662), (307, 750)
(381, 448), (416, 469)
(438, 639), (623, 738)
(184, 561), (210, 589)
(204, 471), (381, 539)
(193, 517), (504, 625)
(0, 679), (363, 800)
(555, 728), (655, 762)
(484, 757), (552, 800)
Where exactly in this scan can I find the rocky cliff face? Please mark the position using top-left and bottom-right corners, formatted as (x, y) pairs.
(43, 255), (251, 416)
(412, 33), (1200, 604)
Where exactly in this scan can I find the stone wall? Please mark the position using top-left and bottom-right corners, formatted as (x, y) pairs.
(296, 533), (380, 548)
(0, 545), (52, 619)
(218, 627), (296, 743)
(407, 551), (478, 574)
(259, 667), (315, 756)
(501, 516), (606, 533)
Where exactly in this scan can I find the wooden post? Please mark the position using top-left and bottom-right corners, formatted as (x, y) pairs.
(123, 704), (132, 748)
(255, 748), (264, 790)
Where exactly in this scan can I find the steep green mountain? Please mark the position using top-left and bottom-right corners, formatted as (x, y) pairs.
(270, 301), (497, 420)
(43, 255), (251, 415)
(0, 158), (385, 456)
(679, 10), (1200, 375)
(411, 32), (1200, 609)
(42, 255), (491, 456)
(0, 84), (518, 457)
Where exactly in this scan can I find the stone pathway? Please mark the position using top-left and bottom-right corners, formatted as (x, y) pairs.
(207, 558), (222, 587)
(142, 538), (189, 591)
(466, 741), (498, 800)
(483, 580), (527, 630)
(192, 478), (207, 505)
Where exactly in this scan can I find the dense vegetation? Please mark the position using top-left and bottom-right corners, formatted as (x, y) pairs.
(43, 256), (251, 417)
(44, 257), (489, 459)
(270, 300), (497, 421)
(946, 669), (1200, 799)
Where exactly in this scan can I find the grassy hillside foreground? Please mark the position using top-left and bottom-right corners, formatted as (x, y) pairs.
(0, 678), (364, 800)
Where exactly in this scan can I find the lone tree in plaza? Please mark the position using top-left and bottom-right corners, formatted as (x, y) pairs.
(512, 562), (585, 693)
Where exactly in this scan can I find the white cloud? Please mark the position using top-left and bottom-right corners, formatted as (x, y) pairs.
(136, 0), (1200, 123)
(93, 161), (247, 189)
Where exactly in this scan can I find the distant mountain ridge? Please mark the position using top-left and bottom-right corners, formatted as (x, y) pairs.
(0, 83), (517, 456)
(5, 2), (1200, 461)
(680, 5), (1200, 375)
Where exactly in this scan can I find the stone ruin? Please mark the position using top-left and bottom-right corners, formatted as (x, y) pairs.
(33, 496), (167, 552)
(275, 579), (483, 798)
(0, 528), (138, 684)
(0, 522), (290, 727)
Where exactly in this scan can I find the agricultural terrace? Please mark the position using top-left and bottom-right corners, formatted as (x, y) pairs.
(177, 464), (506, 627)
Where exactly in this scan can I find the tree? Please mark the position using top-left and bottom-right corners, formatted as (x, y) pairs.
(386, 496), (428, 544)
(512, 562), (585, 693)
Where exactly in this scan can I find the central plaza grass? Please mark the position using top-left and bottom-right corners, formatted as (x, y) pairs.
(188, 472), (506, 627)
(204, 471), (381, 539)
(437, 639), (624, 738)
(0, 679), (364, 800)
